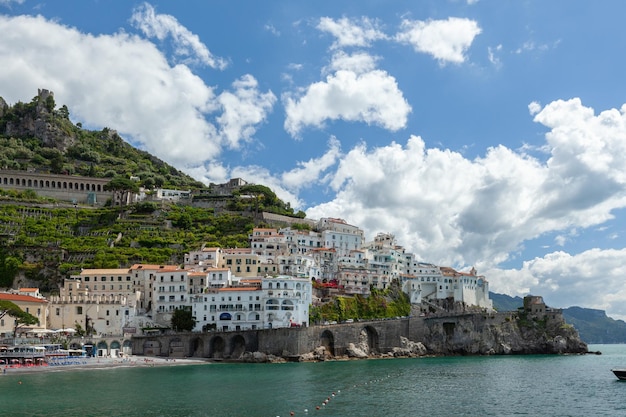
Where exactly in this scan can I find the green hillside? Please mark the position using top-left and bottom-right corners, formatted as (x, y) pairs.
(0, 90), (306, 292)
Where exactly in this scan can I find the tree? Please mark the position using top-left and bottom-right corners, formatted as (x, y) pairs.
(0, 249), (20, 288)
(0, 300), (39, 337)
(104, 176), (140, 206)
(171, 307), (195, 332)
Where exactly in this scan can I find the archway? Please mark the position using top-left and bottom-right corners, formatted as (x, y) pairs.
(320, 330), (335, 356)
(96, 341), (108, 357)
(169, 337), (184, 357)
(122, 340), (133, 355)
(230, 335), (246, 359)
(142, 340), (161, 356)
(210, 336), (225, 359)
(110, 340), (121, 358)
(362, 326), (380, 354)
(190, 337), (204, 357)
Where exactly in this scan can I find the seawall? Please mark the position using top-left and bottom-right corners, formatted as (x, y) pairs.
(131, 310), (588, 360)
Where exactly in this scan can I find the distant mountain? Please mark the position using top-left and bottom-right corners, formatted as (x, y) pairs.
(490, 291), (626, 344)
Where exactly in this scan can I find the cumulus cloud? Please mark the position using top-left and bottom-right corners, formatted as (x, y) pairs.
(283, 51), (411, 137)
(0, 13), (275, 172)
(317, 16), (387, 49)
(130, 2), (228, 69)
(487, 248), (626, 320)
(281, 136), (342, 191)
(306, 99), (626, 320)
(395, 17), (481, 64)
(217, 75), (277, 149)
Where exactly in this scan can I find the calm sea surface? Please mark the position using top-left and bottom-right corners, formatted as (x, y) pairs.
(2, 344), (625, 417)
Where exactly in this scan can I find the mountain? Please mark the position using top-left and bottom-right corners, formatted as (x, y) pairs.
(0, 90), (305, 291)
(490, 291), (626, 344)
(0, 89), (205, 190)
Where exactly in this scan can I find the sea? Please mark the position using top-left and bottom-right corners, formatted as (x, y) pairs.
(1, 344), (625, 417)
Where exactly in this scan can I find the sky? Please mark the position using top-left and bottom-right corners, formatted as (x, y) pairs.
(2, 1), (626, 319)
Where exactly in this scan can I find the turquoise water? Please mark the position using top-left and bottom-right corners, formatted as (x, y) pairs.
(1, 344), (625, 417)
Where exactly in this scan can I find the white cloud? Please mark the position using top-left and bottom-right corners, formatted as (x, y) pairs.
(528, 101), (542, 115)
(487, 44), (502, 68)
(0, 14), (275, 173)
(264, 24), (280, 36)
(283, 51), (411, 137)
(317, 16), (387, 49)
(306, 99), (626, 320)
(281, 136), (342, 191)
(130, 2), (228, 69)
(395, 17), (481, 64)
(217, 75), (277, 149)
(0, 0), (24, 6)
(487, 248), (626, 320)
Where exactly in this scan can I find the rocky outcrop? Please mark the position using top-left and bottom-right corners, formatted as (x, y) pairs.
(296, 310), (587, 362)
(422, 311), (588, 355)
(1, 89), (76, 151)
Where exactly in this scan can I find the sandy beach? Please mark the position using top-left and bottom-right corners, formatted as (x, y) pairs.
(1, 356), (209, 375)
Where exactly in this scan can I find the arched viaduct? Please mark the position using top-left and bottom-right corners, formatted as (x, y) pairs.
(0, 169), (113, 205)
(131, 317), (432, 359)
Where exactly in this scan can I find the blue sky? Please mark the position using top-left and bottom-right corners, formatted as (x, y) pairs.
(2, 0), (626, 318)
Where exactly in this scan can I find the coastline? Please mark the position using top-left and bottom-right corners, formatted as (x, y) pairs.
(1, 356), (209, 375)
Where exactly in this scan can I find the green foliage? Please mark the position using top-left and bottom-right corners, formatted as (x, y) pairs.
(171, 307), (195, 331)
(310, 285), (411, 323)
(0, 249), (20, 287)
(0, 300), (39, 336)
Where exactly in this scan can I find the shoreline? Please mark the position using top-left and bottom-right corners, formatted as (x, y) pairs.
(1, 356), (209, 375)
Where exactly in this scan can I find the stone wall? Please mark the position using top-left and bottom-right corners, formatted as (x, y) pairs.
(131, 311), (587, 360)
(0, 169), (113, 205)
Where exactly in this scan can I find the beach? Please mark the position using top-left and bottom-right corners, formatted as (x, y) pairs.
(1, 355), (209, 375)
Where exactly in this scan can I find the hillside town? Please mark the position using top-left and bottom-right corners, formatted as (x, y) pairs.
(0, 216), (492, 340)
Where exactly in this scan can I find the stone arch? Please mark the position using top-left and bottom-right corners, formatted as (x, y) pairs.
(230, 334), (246, 359)
(110, 340), (122, 357)
(122, 339), (133, 355)
(210, 336), (226, 359)
(362, 325), (380, 354)
(168, 337), (184, 357)
(142, 339), (161, 356)
(96, 340), (108, 357)
(190, 337), (204, 357)
(320, 330), (335, 356)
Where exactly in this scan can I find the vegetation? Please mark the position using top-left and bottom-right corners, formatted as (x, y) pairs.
(0, 299), (39, 337)
(310, 284), (411, 323)
(171, 307), (196, 332)
(0, 201), (256, 289)
(0, 94), (205, 190)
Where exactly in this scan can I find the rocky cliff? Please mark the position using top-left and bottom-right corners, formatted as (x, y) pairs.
(420, 311), (588, 356)
(1, 89), (76, 151)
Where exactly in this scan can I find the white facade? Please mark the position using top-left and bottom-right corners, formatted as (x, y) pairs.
(191, 275), (312, 331)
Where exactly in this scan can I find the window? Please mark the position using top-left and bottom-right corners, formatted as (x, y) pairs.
(106, 310), (110, 316)
(76, 306), (83, 314)
(56, 308), (60, 316)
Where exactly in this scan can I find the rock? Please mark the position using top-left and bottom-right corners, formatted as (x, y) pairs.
(346, 343), (368, 358)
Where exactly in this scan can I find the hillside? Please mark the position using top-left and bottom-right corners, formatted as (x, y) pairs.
(0, 90), (306, 292)
(490, 291), (626, 344)
(0, 89), (204, 190)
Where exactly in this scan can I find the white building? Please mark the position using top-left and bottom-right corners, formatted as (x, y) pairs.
(191, 275), (312, 331)
(400, 265), (493, 310)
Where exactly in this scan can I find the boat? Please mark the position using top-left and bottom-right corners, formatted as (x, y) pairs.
(611, 368), (626, 380)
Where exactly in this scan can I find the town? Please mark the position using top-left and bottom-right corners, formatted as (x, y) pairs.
(1, 213), (493, 357)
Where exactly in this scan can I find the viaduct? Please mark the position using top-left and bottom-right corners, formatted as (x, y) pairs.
(129, 314), (492, 359)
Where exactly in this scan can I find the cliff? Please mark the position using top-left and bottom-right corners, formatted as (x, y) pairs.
(419, 311), (588, 356)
